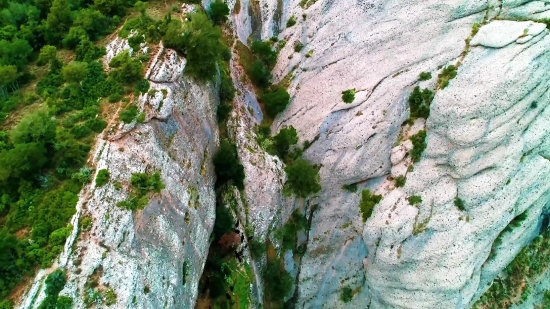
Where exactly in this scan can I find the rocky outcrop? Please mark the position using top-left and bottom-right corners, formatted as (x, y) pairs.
(231, 0), (550, 308)
(20, 39), (219, 308)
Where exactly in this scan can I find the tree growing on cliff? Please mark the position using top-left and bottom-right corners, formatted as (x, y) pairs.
(261, 87), (290, 117)
(283, 159), (321, 198)
(213, 140), (245, 189)
(209, 0), (230, 25)
(273, 125), (298, 159)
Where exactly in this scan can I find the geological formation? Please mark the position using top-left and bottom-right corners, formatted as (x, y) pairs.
(17, 0), (550, 308)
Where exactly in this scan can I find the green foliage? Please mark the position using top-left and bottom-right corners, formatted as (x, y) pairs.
(213, 140), (245, 189)
(95, 169), (110, 187)
(247, 60), (272, 87)
(454, 197), (465, 211)
(217, 71), (235, 122)
(72, 167), (93, 184)
(358, 189), (382, 222)
(209, 0), (230, 25)
(342, 89), (356, 103)
(342, 183), (358, 192)
(134, 79), (150, 94)
(119, 105), (139, 123)
(213, 204), (235, 240)
(340, 286), (353, 303)
(251, 40), (278, 68)
(283, 159), (321, 198)
(407, 195), (422, 205)
(37, 269), (66, 309)
(410, 130), (427, 162)
(418, 72), (432, 81)
(394, 175), (406, 187)
(261, 87), (290, 117)
(286, 15), (297, 27)
(294, 41), (304, 52)
(437, 65), (457, 89)
(408, 86), (433, 119)
(62, 61), (88, 83)
(108, 51), (143, 84)
(37, 45), (58, 66)
(117, 171), (165, 210)
(262, 258), (293, 301)
(275, 210), (308, 251)
(273, 126), (298, 158)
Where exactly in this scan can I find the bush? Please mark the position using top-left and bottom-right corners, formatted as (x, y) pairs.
(209, 0), (230, 25)
(262, 259), (293, 301)
(419, 72), (432, 81)
(251, 41), (278, 67)
(286, 16), (297, 27)
(72, 167), (93, 184)
(213, 140), (245, 189)
(247, 60), (272, 87)
(342, 183), (358, 192)
(407, 195), (422, 205)
(275, 210), (308, 251)
(261, 88), (290, 117)
(273, 126), (298, 159)
(95, 169), (110, 186)
(394, 175), (406, 187)
(119, 105), (139, 123)
(294, 41), (304, 52)
(342, 89), (355, 103)
(454, 197), (465, 211)
(283, 159), (321, 198)
(408, 87), (433, 119)
(358, 189), (382, 222)
(437, 65), (457, 89)
(409, 130), (427, 162)
(340, 286), (353, 303)
(117, 171), (165, 210)
(134, 79), (150, 94)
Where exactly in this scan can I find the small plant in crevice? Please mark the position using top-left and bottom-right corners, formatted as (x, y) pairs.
(286, 15), (297, 27)
(359, 189), (382, 222)
(408, 86), (433, 119)
(342, 89), (356, 103)
(283, 159), (321, 198)
(394, 175), (406, 188)
(275, 210), (309, 251)
(119, 104), (139, 123)
(454, 197), (465, 211)
(95, 169), (110, 187)
(340, 286), (353, 303)
(409, 130), (427, 162)
(437, 65), (457, 89)
(419, 72), (432, 81)
(342, 183), (358, 192)
(116, 171), (165, 210)
(294, 41), (304, 52)
(407, 195), (422, 206)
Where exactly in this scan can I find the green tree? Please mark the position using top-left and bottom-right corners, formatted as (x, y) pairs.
(62, 61), (88, 84)
(261, 88), (290, 117)
(134, 1), (148, 16)
(273, 125), (298, 158)
(37, 45), (57, 66)
(109, 51), (142, 84)
(10, 111), (56, 145)
(209, 0), (230, 25)
(0, 65), (16, 98)
(251, 40), (277, 67)
(213, 140), (245, 189)
(95, 169), (110, 186)
(247, 60), (271, 87)
(283, 159), (321, 198)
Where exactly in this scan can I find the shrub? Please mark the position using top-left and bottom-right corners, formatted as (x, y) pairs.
(251, 40), (278, 67)
(358, 189), (382, 222)
(262, 259), (293, 301)
(117, 171), (164, 210)
(407, 195), (422, 205)
(286, 16), (297, 27)
(409, 130), (427, 162)
(340, 286), (353, 303)
(72, 167), (93, 183)
(247, 60), (272, 87)
(273, 126), (298, 158)
(342, 89), (355, 103)
(209, 0), (230, 25)
(437, 65), (457, 89)
(394, 175), (406, 187)
(119, 105), (139, 123)
(95, 169), (110, 186)
(213, 140), (245, 189)
(274, 210), (308, 251)
(134, 79), (150, 94)
(419, 72), (432, 81)
(261, 88), (290, 117)
(408, 87), (433, 119)
(342, 183), (358, 192)
(108, 93), (122, 102)
(294, 41), (304, 52)
(454, 197), (465, 211)
(283, 159), (321, 198)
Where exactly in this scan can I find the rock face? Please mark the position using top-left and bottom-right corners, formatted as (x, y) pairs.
(19, 39), (218, 308)
(233, 0), (550, 308)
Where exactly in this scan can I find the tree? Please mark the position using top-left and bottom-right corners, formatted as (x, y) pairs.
(0, 65), (16, 98)
(134, 1), (148, 16)
(273, 125), (298, 158)
(95, 169), (110, 186)
(10, 110), (56, 145)
(283, 159), (321, 198)
(37, 45), (57, 66)
(261, 87), (290, 117)
(209, 0), (230, 25)
(108, 51), (142, 84)
(62, 61), (88, 84)
(251, 40), (277, 67)
(358, 189), (382, 222)
(73, 8), (109, 39)
(213, 140), (245, 189)
(181, 12), (224, 80)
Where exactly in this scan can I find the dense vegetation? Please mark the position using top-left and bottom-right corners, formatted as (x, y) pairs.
(408, 87), (433, 119)
(116, 171), (165, 210)
(410, 130), (427, 162)
(358, 189), (382, 222)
